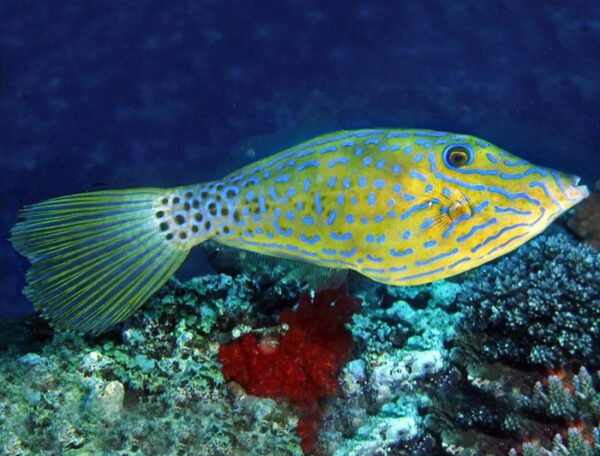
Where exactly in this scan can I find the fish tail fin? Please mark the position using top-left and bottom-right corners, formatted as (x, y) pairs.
(10, 188), (193, 335)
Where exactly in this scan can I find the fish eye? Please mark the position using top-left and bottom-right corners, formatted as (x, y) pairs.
(443, 144), (473, 168)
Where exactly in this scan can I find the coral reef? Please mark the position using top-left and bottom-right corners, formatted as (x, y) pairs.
(430, 354), (600, 455)
(219, 287), (360, 453)
(0, 275), (304, 455)
(426, 227), (600, 455)
(2, 226), (600, 455)
(458, 226), (600, 368)
(317, 278), (463, 455)
(568, 180), (600, 251)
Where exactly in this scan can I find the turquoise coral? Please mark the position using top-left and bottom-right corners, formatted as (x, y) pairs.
(2, 224), (599, 455)
(0, 276), (303, 455)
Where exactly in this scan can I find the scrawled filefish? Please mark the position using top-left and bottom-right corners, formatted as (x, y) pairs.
(11, 129), (589, 334)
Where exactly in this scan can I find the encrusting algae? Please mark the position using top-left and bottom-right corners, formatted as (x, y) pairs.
(10, 129), (589, 334)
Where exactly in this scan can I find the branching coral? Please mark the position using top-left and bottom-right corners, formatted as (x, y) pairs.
(219, 286), (361, 453)
(458, 227), (600, 368)
(425, 228), (600, 455)
(429, 355), (600, 455)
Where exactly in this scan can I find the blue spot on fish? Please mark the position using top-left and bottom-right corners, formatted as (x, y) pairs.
(340, 248), (356, 258)
(314, 192), (323, 214)
(327, 210), (337, 225)
(486, 153), (498, 164)
(321, 146), (338, 155)
(421, 218), (435, 230)
(258, 195), (266, 213)
(304, 178), (312, 192)
(368, 193), (376, 206)
(328, 157), (349, 168)
(297, 149), (315, 158)
(300, 233), (321, 245)
(298, 160), (320, 172)
(273, 220), (293, 237)
(409, 170), (427, 182)
(390, 248), (414, 257)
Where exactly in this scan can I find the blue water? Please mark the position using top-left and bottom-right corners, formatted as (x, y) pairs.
(1, 0), (599, 319)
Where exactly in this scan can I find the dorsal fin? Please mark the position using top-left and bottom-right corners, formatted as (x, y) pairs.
(222, 108), (341, 176)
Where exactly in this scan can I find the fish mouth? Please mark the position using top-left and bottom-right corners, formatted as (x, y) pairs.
(573, 176), (590, 199)
(571, 175), (590, 201)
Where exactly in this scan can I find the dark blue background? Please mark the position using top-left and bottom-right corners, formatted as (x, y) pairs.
(1, 1), (599, 319)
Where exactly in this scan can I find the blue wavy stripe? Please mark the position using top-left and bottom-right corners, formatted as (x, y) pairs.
(448, 257), (471, 269)
(298, 160), (320, 172)
(415, 248), (459, 266)
(456, 218), (498, 243)
(300, 233), (321, 245)
(396, 267), (445, 282)
(331, 232), (352, 241)
(487, 186), (540, 205)
(487, 232), (529, 256)
(494, 206), (532, 216)
(390, 248), (414, 257)
(472, 209), (545, 253)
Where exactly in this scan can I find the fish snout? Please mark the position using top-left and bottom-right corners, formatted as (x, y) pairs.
(558, 174), (590, 206)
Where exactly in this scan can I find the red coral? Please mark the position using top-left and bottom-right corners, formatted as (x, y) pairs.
(219, 286), (361, 453)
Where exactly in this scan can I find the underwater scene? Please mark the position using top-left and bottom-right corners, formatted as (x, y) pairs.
(1, 1), (600, 455)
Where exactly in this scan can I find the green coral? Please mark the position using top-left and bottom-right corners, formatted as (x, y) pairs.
(516, 427), (600, 456)
(0, 274), (302, 455)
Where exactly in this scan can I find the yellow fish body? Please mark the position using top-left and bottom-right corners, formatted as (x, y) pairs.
(11, 129), (589, 333)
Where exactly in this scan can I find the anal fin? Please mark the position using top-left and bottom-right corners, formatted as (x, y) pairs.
(205, 240), (348, 291)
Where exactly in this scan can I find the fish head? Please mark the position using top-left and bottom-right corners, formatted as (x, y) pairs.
(410, 132), (589, 275)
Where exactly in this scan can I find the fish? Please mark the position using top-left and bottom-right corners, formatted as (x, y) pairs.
(10, 129), (589, 334)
